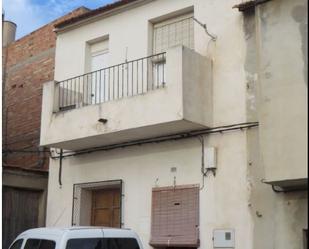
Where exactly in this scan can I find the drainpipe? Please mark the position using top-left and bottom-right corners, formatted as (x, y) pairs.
(58, 149), (63, 187)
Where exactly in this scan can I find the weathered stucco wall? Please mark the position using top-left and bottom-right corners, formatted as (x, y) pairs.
(45, 0), (307, 249)
(47, 4), (253, 248)
(247, 129), (308, 249)
(243, 1), (308, 249)
(256, 0), (308, 186)
(46, 132), (253, 249)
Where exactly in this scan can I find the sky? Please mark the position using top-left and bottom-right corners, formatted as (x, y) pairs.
(2, 0), (116, 39)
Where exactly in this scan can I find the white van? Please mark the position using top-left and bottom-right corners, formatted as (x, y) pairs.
(8, 227), (143, 249)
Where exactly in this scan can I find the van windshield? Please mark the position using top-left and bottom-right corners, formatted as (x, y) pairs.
(66, 238), (140, 249)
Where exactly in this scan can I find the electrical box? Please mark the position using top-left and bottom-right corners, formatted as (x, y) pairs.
(205, 147), (217, 169)
(213, 229), (235, 248)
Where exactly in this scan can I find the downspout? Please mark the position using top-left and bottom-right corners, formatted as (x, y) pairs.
(58, 149), (63, 187)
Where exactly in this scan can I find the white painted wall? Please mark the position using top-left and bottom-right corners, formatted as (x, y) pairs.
(46, 131), (253, 249)
(43, 0), (307, 249)
(46, 1), (258, 249)
(54, 0), (247, 127)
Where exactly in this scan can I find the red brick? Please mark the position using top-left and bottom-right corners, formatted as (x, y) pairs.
(3, 7), (89, 171)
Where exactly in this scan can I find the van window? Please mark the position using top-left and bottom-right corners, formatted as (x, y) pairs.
(66, 238), (102, 249)
(9, 239), (23, 249)
(66, 238), (140, 249)
(103, 238), (140, 249)
(24, 239), (55, 249)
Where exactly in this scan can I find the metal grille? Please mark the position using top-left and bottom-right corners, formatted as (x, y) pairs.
(72, 180), (122, 226)
(153, 16), (194, 54)
(57, 53), (166, 111)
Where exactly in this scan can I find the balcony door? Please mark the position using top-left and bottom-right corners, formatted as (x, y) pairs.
(90, 39), (109, 104)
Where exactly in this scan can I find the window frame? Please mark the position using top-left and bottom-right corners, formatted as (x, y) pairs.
(152, 12), (194, 54)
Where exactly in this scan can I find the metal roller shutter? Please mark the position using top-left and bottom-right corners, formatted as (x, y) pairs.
(150, 184), (200, 248)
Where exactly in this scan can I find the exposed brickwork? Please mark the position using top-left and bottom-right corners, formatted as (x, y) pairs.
(2, 7), (89, 171)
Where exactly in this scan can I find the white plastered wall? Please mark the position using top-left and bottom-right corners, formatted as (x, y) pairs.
(46, 131), (252, 249)
(47, 0), (254, 248)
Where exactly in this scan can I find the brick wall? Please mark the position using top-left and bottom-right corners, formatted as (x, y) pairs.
(2, 7), (89, 171)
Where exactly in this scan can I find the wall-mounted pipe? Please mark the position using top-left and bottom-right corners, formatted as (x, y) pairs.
(51, 122), (258, 159)
(58, 149), (63, 187)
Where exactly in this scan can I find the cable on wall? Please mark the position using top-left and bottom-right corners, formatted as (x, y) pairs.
(50, 122), (258, 160)
(197, 135), (206, 190)
(193, 17), (217, 41)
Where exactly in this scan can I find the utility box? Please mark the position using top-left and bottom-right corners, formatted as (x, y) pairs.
(213, 229), (235, 248)
(205, 147), (217, 169)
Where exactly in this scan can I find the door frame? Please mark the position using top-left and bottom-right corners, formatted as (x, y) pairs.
(72, 180), (123, 227)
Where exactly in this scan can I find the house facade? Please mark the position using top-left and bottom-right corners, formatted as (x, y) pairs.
(40, 0), (307, 248)
(2, 8), (89, 249)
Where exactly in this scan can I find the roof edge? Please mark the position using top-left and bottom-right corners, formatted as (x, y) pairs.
(54, 0), (148, 31)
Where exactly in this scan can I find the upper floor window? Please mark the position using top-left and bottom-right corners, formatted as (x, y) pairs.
(153, 13), (194, 54)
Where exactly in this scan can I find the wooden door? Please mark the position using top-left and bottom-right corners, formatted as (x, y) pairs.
(91, 188), (121, 228)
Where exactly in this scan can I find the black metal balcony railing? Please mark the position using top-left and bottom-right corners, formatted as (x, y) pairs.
(57, 53), (166, 111)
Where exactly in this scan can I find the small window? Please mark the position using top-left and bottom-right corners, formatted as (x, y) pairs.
(66, 238), (102, 249)
(24, 239), (55, 249)
(153, 13), (194, 54)
(9, 239), (23, 249)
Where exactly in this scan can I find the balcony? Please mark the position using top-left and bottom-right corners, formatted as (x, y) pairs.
(57, 52), (167, 112)
(40, 46), (213, 150)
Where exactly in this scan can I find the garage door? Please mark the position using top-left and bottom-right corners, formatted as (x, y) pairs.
(2, 187), (41, 249)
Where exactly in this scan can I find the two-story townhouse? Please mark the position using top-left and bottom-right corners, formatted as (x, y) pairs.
(40, 0), (307, 248)
(2, 8), (89, 249)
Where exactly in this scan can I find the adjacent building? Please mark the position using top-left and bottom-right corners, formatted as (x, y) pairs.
(40, 0), (307, 248)
(2, 8), (89, 249)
